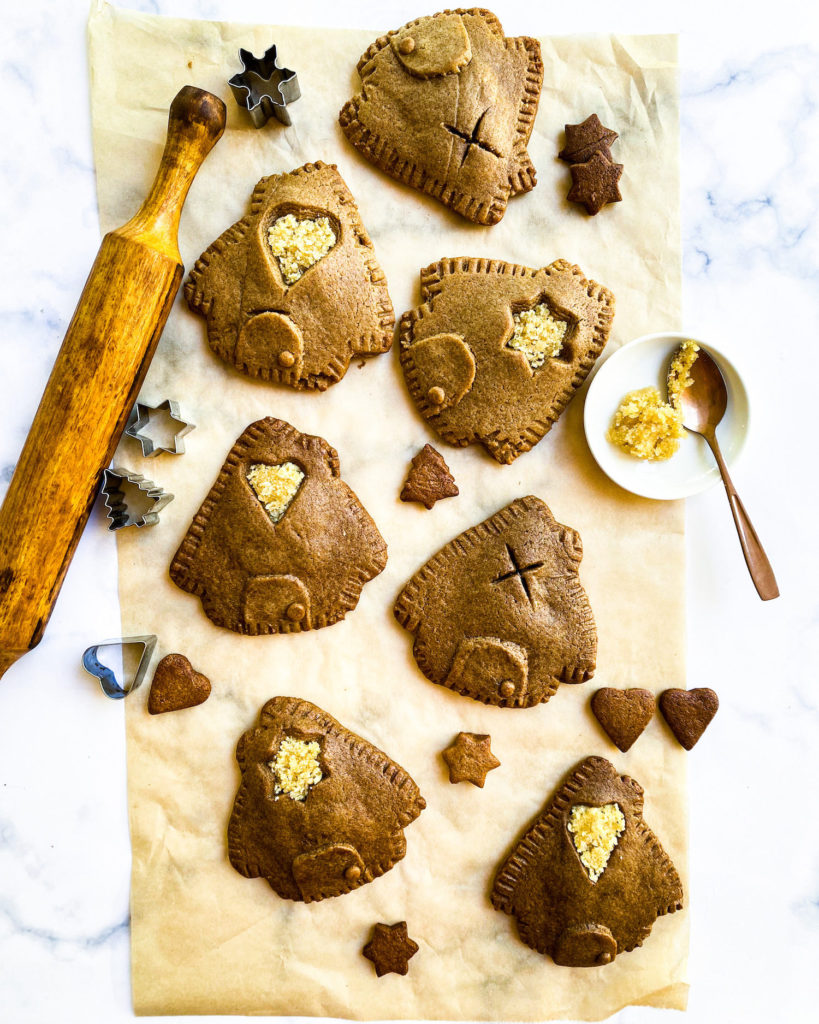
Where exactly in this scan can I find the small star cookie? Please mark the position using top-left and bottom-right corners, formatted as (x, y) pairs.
(559, 114), (618, 164)
(362, 921), (419, 977)
(442, 732), (501, 787)
(567, 151), (623, 215)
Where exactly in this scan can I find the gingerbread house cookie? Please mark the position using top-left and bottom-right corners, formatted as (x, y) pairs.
(339, 10), (543, 225)
(394, 496), (596, 708)
(491, 756), (683, 966)
(398, 258), (614, 464)
(169, 418), (387, 634)
(184, 162), (394, 390)
(228, 697), (426, 902)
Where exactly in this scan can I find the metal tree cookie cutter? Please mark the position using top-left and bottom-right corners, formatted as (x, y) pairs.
(229, 45), (301, 127)
(82, 634), (157, 699)
(125, 399), (195, 456)
(102, 466), (173, 530)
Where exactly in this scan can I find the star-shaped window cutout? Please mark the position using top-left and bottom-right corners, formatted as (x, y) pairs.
(567, 151), (623, 215)
(362, 921), (419, 977)
(559, 113), (618, 164)
(442, 732), (501, 787)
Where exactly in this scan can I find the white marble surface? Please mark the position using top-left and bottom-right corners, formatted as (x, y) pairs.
(0, 1), (817, 1021)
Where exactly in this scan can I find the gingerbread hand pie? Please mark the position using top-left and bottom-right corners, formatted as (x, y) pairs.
(399, 259), (615, 464)
(394, 496), (596, 708)
(339, 10), (543, 225)
(184, 161), (394, 390)
(491, 756), (683, 967)
(228, 697), (426, 902)
(170, 418), (387, 635)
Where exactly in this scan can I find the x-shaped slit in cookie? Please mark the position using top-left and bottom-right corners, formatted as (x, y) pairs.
(491, 543), (544, 605)
(443, 110), (503, 168)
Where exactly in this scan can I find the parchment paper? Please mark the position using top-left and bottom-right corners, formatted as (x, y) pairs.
(88, 2), (686, 1017)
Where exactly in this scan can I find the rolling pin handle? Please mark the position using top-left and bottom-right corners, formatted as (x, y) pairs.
(119, 86), (227, 256)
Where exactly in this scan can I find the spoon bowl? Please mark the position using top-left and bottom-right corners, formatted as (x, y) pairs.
(667, 343), (779, 601)
(673, 347), (727, 436)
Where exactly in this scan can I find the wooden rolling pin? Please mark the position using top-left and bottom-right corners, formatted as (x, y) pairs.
(0, 85), (226, 681)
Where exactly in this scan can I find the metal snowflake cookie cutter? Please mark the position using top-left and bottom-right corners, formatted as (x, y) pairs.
(228, 45), (301, 127)
(82, 635), (157, 699)
(101, 466), (174, 531)
(125, 399), (195, 457)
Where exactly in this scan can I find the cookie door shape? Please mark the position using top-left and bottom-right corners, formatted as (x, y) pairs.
(184, 161), (394, 390)
(394, 496), (596, 708)
(339, 10), (543, 225)
(491, 756), (683, 966)
(169, 419), (387, 634)
(399, 258), (614, 464)
(228, 697), (426, 902)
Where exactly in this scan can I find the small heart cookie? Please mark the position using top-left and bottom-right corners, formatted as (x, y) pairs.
(148, 654), (211, 715)
(591, 687), (654, 752)
(659, 688), (719, 749)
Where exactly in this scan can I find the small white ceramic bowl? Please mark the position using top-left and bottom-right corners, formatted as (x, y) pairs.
(583, 331), (750, 500)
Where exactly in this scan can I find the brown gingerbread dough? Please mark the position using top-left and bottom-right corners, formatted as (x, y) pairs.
(441, 732), (500, 787)
(147, 654), (211, 715)
(184, 161), (394, 390)
(399, 258), (614, 464)
(591, 688), (655, 752)
(339, 10), (543, 225)
(362, 922), (419, 977)
(491, 756), (683, 966)
(558, 114), (618, 164)
(228, 697), (426, 902)
(394, 496), (596, 708)
(399, 444), (459, 509)
(170, 418), (387, 635)
(659, 688), (719, 749)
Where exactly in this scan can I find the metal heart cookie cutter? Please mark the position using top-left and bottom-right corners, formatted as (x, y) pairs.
(82, 635), (157, 699)
(229, 45), (301, 127)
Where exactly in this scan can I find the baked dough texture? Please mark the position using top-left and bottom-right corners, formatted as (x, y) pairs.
(228, 697), (426, 903)
(491, 756), (683, 966)
(399, 258), (614, 464)
(170, 418), (387, 635)
(184, 161), (394, 390)
(394, 496), (596, 708)
(339, 9), (543, 225)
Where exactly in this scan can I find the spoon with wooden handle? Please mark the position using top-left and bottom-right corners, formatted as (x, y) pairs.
(0, 86), (226, 681)
(671, 346), (779, 601)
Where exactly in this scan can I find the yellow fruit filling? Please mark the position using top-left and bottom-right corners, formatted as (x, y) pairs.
(607, 340), (699, 460)
(246, 462), (304, 523)
(268, 214), (336, 284)
(567, 803), (626, 882)
(269, 737), (323, 801)
(507, 303), (568, 368)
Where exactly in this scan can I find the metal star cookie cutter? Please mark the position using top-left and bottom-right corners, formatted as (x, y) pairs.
(125, 399), (195, 457)
(101, 466), (174, 531)
(82, 635), (157, 699)
(229, 45), (301, 127)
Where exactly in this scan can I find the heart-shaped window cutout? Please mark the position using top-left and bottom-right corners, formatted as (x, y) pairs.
(267, 214), (337, 284)
(246, 462), (304, 523)
(567, 802), (625, 882)
(268, 736), (324, 801)
(506, 302), (570, 369)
